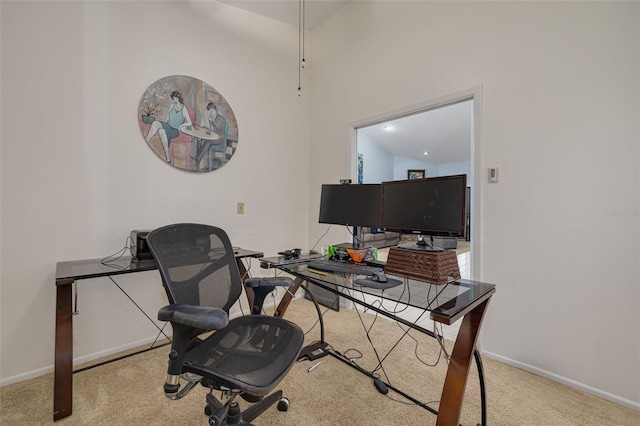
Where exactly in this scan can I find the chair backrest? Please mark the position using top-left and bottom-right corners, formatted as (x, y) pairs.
(147, 224), (242, 313)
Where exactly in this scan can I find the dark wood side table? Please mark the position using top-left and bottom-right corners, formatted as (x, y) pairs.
(53, 249), (262, 421)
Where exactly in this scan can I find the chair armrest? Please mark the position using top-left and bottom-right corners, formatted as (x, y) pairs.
(244, 277), (294, 288)
(158, 304), (229, 331)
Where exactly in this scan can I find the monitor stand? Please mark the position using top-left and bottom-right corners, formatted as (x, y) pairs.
(335, 226), (369, 250)
(398, 235), (444, 252)
(334, 242), (372, 250)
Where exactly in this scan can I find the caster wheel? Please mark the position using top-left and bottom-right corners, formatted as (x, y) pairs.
(204, 405), (212, 416)
(277, 397), (290, 412)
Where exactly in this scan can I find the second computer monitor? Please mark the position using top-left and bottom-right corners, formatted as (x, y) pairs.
(382, 174), (467, 237)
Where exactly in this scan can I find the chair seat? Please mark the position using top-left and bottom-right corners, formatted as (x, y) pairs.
(183, 315), (304, 396)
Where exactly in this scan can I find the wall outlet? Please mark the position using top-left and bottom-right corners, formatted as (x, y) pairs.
(237, 202), (245, 214)
(488, 167), (499, 183)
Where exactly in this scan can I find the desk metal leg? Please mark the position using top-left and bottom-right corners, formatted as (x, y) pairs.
(274, 276), (305, 318)
(474, 348), (487, 426)
(436, 298), (490, 426)
(54, 280), (74, 421)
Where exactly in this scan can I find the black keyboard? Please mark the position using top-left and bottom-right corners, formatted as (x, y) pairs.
(276, 254), (323, 265)
(260, 253), (324, 269)
(306, 259), (383, 275)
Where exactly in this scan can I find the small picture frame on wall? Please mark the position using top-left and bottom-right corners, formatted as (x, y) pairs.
(408, 169), (426, 180)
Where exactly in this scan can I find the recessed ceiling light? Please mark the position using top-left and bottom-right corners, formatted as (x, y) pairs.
(383, 125), (393, 131)
(423, 151), (429, 156)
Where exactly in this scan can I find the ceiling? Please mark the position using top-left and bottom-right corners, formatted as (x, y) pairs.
(358, 100), (472, 165)
(218, 0), (349, 29)
(217, 0), (471, 165)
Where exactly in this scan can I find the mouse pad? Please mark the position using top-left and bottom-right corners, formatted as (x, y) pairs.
(354, 277), (403, 290)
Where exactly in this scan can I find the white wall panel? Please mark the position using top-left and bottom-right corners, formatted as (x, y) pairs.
(308, 1), (639, 407)
(0, 0), (309, 383)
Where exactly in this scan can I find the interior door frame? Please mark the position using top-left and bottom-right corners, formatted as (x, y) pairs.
(349, 86), (483, 281)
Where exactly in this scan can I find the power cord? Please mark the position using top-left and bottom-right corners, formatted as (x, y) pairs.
(302, 294), (339, 337)
(340, 283), (451, 381)
(309, 224), (332, 254)
(346, 226), (366, 248)
(100, 236), (134, 267)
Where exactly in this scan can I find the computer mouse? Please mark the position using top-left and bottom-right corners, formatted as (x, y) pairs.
(371, 272), (388, 283)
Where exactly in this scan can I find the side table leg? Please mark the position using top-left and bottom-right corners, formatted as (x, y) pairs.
(236, 259), (255, 310)
(54, 280), (74, 420)
(437, 298), (490, 426)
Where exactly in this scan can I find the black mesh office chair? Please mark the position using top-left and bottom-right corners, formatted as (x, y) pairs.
(147, 223), (304, 425)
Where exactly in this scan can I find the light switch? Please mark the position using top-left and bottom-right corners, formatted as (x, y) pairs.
(237, 202), (245, 214)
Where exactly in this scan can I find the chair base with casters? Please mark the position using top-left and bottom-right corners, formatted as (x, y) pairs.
(148, 224), (304, 426)
(206, 278), (295, 425)
(204, 388), (289, 426)
(158, 311), (303, 426)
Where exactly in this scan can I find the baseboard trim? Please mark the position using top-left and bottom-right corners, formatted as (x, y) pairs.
(1, 291), (298, 388)
(0, 335), (163, 388)
(0, 365), (53, 388)
(481, 350), (640, 412)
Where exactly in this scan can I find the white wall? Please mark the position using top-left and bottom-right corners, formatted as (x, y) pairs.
(308, 1), (639, 409)
(358, 134), (468, 181)
(356, 133), (394, 183)
(1, 1), (309, 383)
(438, 161), (470, 178)
(393, 156), (438, 180)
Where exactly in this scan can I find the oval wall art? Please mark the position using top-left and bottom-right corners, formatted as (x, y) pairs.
(138, 75), (238, 173)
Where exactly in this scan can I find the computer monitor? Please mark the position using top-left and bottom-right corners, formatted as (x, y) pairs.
(382, 174), (467, 250)
(318, 184), (383, 228)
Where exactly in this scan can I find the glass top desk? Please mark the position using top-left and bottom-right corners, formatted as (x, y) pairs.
(53, 249), (262, 421)
(261, 255), (496, 426)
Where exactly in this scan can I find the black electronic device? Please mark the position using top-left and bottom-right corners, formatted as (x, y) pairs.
(297, 341), (329, 361)
(382, 175), (467, 250)
(370, 272), (388, 283)
(318, 183), (383, 228)
(365, 259), (386, 268)
(318, 183), (382, 248)
(277, 248), (301, 260)
(374, 377), (389, 395)
(329, 250), (351, 263)
(130, 230), (153, 262)
(354, 277), (403, 290)
(306, 259), (382, 275)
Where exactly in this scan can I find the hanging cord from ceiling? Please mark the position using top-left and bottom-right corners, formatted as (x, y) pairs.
(298, 0), (306, 97)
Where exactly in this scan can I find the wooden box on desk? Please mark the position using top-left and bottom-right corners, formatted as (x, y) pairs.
(384, 247), (461, 285)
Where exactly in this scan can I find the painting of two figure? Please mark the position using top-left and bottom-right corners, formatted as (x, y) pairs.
(138, 75), (239, 173)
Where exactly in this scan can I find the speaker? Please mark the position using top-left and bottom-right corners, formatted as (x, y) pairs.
(130, 230), (153, 262)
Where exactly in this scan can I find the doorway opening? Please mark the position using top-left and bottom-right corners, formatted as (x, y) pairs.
(350, 87), (482, 281)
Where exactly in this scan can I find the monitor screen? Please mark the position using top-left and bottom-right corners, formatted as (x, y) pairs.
(382, 174), (467, 237)
(318, 184), (383, 228)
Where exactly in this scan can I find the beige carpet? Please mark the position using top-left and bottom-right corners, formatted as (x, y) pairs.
(1, 298), (638, 425)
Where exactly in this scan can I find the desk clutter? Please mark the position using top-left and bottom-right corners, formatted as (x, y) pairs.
(384, 247), (461, 285)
